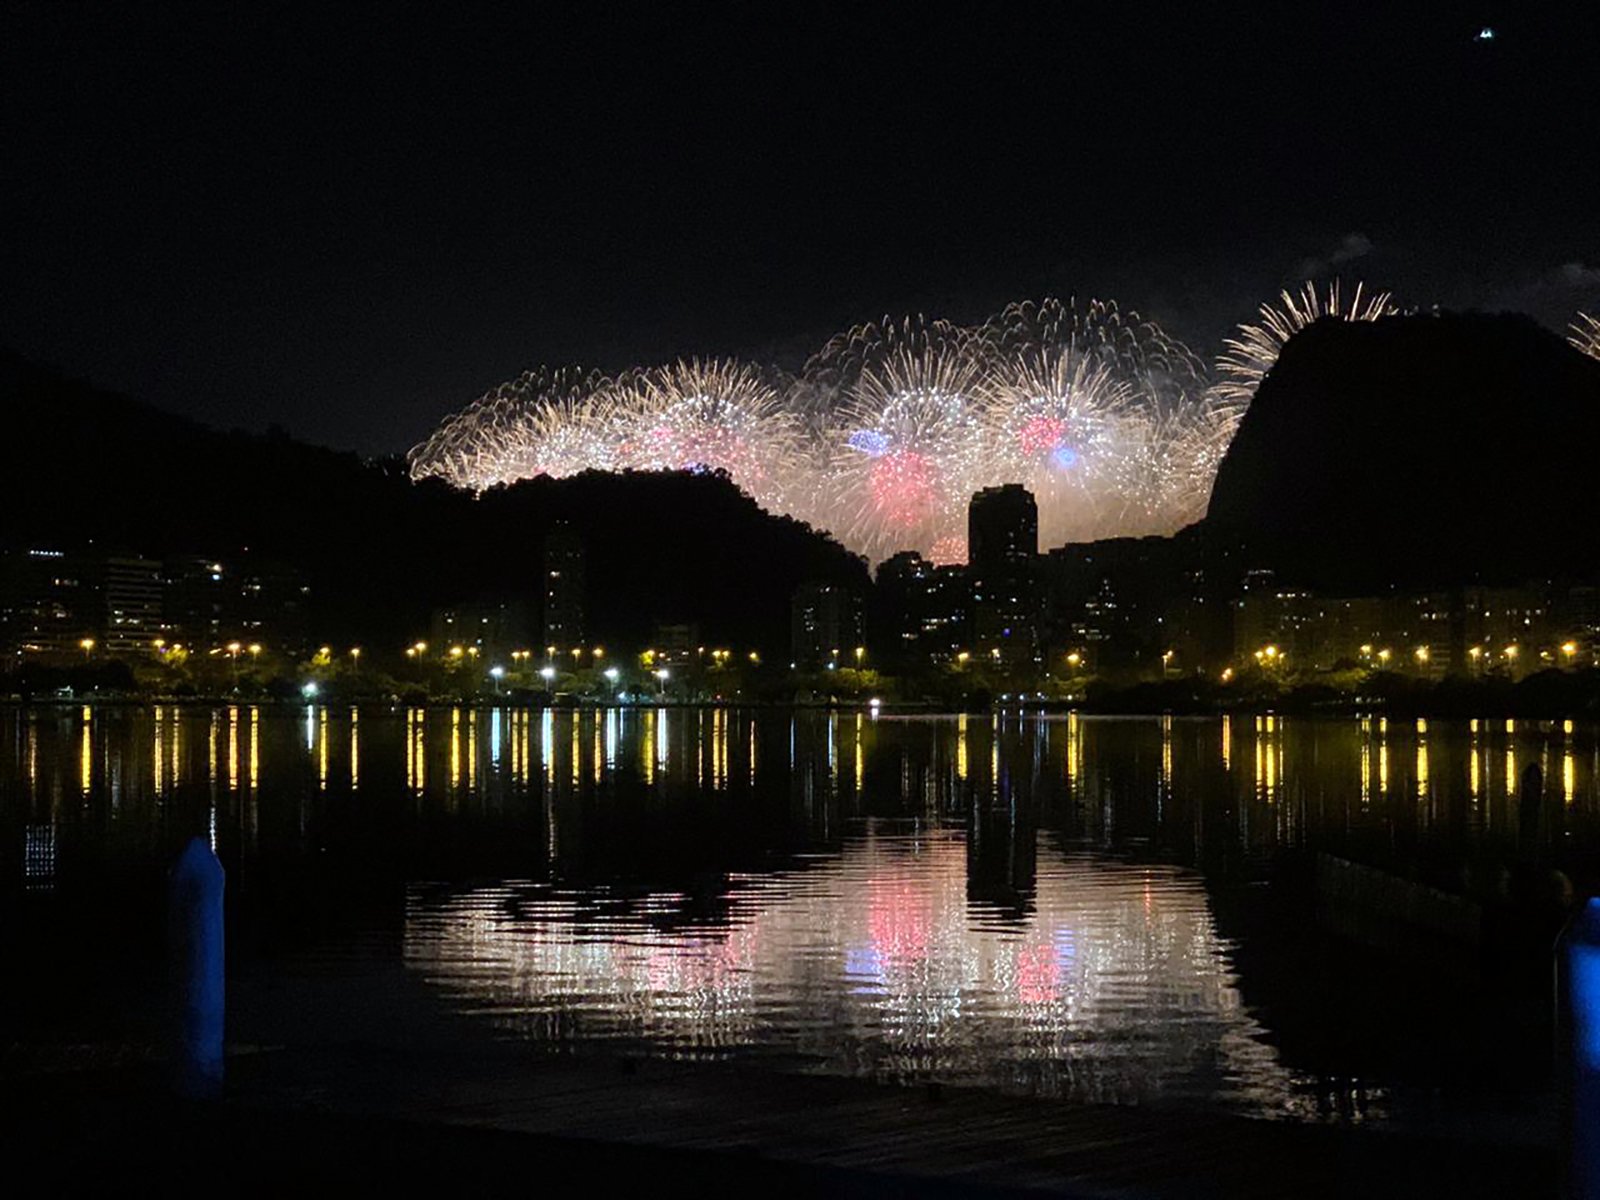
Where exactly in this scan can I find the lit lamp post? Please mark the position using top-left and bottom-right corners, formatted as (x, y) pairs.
(655, 667), (669, 698)
(79, 637), (95, 661)
(604, 666), (620, 700)
(489, 665), (505, 695)
(350, 647), (361, 674)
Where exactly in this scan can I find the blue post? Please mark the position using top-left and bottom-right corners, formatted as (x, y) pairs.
(1567, 898), (1600, 1198)
(169, 836), (225, 1099)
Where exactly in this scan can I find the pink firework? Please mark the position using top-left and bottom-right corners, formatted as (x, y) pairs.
(929, 535), (967, 565)
(869, 450), (937, 528)
(1018, 414), (1068, 457)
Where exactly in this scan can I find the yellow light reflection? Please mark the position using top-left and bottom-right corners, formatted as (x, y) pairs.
(1066, 710), (1079, 786)
(228, 705), (239, 792)
(154, 708), (165, 794)
(1359, 727), (1371, 811)
(642, 709), (656, 785)
(406, 709), (416, 790)
(80, 714), (92, 796)
(571, 712), (581, 788)
(1160, 714), (1173, 794)
(451, 708), (462, 790)
(171, 711), (182, 787)
(318, 707), (329, 790)
(1221, 714), (1231, 772)
(414, 708), (427, 793)
(250, 706), (259, 791)
(956, 712), (969, 782)
(468, 709), (478, 791)
(350, 707), (360, 791)
(853, 711), (863, 793)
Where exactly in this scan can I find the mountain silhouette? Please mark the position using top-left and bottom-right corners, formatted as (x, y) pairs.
(0, 352), (867, 652)
(1205, 312), (1600, 591)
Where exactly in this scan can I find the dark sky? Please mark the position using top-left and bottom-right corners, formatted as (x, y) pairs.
(4, 3), (1597, 454)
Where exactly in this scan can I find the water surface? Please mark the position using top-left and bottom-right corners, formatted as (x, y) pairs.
(6, 705), (1592, 1127)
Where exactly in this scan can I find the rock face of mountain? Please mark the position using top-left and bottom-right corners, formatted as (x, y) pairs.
(1205, 313), (1600, 591)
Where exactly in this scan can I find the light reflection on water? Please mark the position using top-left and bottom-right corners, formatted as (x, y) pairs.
(405, 829), (1317, 1116)
(7, 704), (1600, 1124)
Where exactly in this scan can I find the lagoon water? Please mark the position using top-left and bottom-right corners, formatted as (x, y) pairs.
(6, 704), (1594, 1129)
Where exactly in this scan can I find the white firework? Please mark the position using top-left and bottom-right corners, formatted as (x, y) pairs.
(1213, 280), (1397, 408)
(407, 365), (606, 490)
(601, 359), (805, 510)
(1571, 313), (1600, 361)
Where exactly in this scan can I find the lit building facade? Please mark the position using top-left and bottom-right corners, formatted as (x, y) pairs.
(790, 582), (864, 670)
(541, 522), (585, 654)
(968, 485), (1039, 668)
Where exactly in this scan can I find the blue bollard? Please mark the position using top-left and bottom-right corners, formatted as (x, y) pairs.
(169, 836), (225, 1099)
(1568, 897), (1600, 1198)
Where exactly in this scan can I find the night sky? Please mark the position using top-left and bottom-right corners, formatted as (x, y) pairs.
(4, 4), (1597, 454)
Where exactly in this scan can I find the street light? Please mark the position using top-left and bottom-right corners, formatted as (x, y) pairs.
(655, 667), (669, 698)
(79, 637), (95, 658)
(489, 665), (505, 694)
(539, 665), (556, 683)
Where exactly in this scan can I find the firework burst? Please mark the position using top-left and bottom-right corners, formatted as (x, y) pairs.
(1212, 280), (1397, 408)
(812, 317), (988, 563)
(601, 359), (804, 509)
(408, 365), (607, 491)
(1571, 313), (1600, 361)
(406, 292), (1367, 563)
